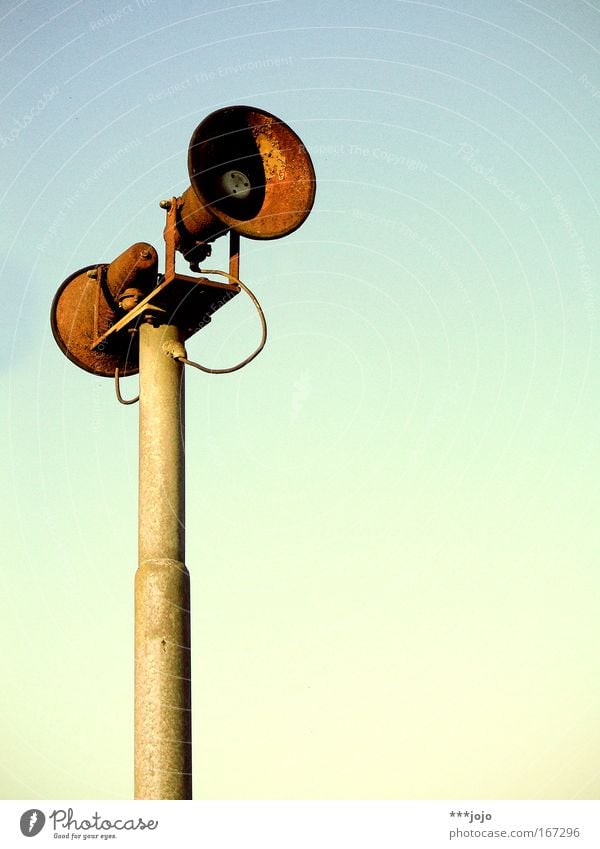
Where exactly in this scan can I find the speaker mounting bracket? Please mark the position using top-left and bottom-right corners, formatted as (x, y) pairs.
(90, 198), (240, 355)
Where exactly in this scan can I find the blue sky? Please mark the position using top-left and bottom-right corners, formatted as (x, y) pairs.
(1, 0), (600, 799)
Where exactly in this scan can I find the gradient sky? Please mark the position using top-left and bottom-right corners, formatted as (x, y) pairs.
(1, 0), (600, 800)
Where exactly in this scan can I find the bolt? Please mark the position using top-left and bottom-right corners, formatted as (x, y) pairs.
(159, 199), (172, 210)
(141, 304), (167, 326)
(119, 295), (139, 312)
(87, 268), (98, 279)
(140, 248), (151, 259)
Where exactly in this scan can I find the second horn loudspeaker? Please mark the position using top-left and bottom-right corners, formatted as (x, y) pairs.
(173, 105), (316, 266)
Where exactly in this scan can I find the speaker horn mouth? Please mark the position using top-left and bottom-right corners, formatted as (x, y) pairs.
(187, 105), (316, 240)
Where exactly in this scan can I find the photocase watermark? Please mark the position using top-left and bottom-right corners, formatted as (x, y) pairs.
(89, 0), (155, 31)
(312, 143), (427, 172)
(20, 809), (46, 837)
(351, 208), (472, 308)
(197, 55), (294, 83)
(456, 142), (529, 212)
(38, 137), (143, 253)
(578, 72), (600, 101)
(147, 57), (294, 103)
(147, 77), (194, 103)
(290, 370), (313, 423)
(19, 807), (158, 839)
(552, 193), (596, 318)
(0, 86), (59, 147)
(51, 807), (158, 834)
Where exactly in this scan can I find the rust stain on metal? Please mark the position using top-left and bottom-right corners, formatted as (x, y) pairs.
(50, 243), (158, 377)
(186, 105), (316, 241)
(255, 131), (286, 180)
(50, 239), (238, 378)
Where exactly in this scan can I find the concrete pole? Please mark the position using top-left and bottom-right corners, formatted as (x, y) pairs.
(135, 321), (192, 799)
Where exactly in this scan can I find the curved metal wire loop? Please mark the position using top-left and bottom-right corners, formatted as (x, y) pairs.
(177, 269), (267, 375)
(115, 367), (139, 405)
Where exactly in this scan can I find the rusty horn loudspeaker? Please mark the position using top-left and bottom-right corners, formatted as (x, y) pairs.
(173, 105), (316, 268)
(51, 242), (159, 377)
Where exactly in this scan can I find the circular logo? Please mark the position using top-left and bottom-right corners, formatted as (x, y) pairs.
(19, 810), (46, 837)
